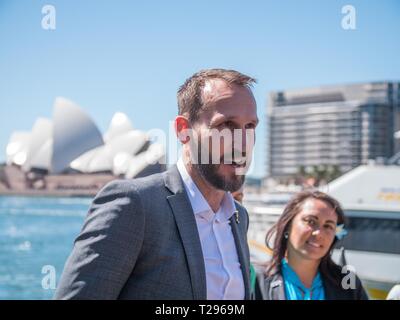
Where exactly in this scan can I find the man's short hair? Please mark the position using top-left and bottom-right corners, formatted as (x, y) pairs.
(177, 68), (256, 123)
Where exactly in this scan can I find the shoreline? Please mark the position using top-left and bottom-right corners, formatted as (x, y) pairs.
(0, 189), (95, 198)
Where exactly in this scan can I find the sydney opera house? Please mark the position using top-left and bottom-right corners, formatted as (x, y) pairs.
(0, 97), (166, 196)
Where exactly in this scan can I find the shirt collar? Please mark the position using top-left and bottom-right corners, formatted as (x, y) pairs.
(176, 157), (236, 222)
(281, 258), (323, 291)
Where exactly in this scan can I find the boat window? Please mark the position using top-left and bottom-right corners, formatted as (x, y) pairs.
(337, 216), (400, 254)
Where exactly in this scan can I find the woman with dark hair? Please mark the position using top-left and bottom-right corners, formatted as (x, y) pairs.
(254, 191), (368, 300)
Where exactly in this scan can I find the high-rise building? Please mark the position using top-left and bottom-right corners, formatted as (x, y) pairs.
(268, 82), (400, 179)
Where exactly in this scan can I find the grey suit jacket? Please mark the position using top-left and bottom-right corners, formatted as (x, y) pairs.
(54, 165), (251, 300)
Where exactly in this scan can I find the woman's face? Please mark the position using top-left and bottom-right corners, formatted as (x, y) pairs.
(287, 198), (338, 261)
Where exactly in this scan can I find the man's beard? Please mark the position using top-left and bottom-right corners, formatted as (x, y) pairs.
(194, 162), (245, 192)
(190, 132), (248, 192)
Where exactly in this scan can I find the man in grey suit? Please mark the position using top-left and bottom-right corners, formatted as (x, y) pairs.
(54, 68), (259, 299)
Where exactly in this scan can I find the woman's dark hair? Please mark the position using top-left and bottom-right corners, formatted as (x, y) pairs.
(264, 190), (346, 287)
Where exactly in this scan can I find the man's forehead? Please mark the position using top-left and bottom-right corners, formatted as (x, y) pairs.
(202, 79), (236, 103)
(201, 79), (255, 110)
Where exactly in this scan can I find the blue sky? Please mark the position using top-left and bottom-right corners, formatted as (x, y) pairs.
(0, 0), (399, 178)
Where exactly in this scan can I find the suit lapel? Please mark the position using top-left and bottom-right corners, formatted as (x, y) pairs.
(229, 207), (251, 300)
(164, 166), (207, 300)
(270, 274), (286, 300)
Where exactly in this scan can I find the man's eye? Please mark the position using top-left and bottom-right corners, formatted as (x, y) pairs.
(219, 121), (235, 130)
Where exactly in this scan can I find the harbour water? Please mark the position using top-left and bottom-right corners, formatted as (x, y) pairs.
(0, 196), (91, 300)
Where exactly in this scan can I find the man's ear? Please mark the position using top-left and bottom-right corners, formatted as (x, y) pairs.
(175, 116), (191, 144)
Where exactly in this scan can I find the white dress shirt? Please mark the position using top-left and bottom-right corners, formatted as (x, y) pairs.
(177, 158), (245, 300)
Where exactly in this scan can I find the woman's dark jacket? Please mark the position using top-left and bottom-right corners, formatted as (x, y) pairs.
(254, 266), (369, 300)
